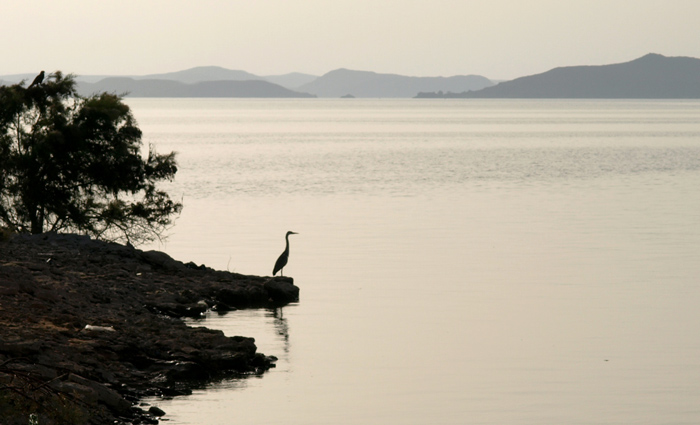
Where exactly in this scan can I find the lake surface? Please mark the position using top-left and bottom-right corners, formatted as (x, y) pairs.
(129, 99), (700, 425)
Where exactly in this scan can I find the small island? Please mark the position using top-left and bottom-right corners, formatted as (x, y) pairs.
(415, 90), (473, 98)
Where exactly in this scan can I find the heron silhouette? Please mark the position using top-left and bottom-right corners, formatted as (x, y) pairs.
(28, 71), (44, 88)
(273, 231), (298, 276)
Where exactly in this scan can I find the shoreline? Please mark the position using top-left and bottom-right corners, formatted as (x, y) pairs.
(0, 232), (299, 424)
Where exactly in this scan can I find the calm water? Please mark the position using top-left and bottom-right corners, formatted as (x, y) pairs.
(129, 99), (700, 425)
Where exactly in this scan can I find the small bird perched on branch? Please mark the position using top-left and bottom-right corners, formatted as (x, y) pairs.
(28, 70), (44, 88)
(273, 231), (298, 276)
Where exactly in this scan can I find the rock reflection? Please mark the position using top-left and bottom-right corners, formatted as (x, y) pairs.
(185, 305), (294, 368)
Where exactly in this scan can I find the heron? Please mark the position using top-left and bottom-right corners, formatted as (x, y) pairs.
(28, 71), (44, 88)
(273, 231), (298, 276)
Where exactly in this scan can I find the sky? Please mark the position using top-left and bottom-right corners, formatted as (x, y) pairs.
(3, 0), (700, 80)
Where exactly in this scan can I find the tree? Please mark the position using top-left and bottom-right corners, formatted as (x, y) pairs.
(0, 72), (182, 245)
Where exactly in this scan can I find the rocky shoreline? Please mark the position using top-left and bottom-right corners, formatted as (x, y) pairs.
(0, 232), (299, 424)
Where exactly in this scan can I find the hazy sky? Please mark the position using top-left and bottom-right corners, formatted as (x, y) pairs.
(4, 0), (700, 80)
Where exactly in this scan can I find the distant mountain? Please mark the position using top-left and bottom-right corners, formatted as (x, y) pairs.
(298, 69), (494, 98)
(417, 54), (700, 98)
(135, 67), (318, 89)
(3, 66), (494, 97)
(263, 72), (318, 89)
(76, 77), (316, 98)
(0, 73), (42, 84)
(137, 66), (262, 84)
(0, 67), (319, 91)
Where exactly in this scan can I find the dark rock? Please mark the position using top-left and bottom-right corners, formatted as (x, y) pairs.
(211, 301), (233, 313)
(145, 301), (207, 318)
(264, 278), (300, 304)
(0, 232), (300, 424)
(216, 284), (269, 308)
(163, 361), (210, 381)
(148, 406), (166, 416)
(140, 250), (184, 271)
(68, 373), (132, 414)
(184, 261), (208, 270)
(0, 340), (44, 356)
(0, 264), (38, 294)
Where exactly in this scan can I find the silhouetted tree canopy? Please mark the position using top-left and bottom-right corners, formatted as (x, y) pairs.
(0, 71), (182, 244)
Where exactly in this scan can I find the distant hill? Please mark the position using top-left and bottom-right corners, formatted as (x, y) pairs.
(0, 73), (36, 84)
(76, 77), (316, 98)
(417, 54), (700, 98)
(298, 69), (494, 98)
(133, 66), (318, 90)
(137, 66), (262, 84)
(0, 66), (319, 92)
(263, 72), (318, 89)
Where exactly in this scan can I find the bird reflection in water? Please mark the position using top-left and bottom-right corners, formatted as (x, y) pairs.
(268, 307), (290, 354)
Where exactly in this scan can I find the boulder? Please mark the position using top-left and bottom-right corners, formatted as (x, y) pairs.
(264, 278), (300, 304)
(68, 373), (132, 414)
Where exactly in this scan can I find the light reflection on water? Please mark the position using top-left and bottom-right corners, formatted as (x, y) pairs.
(135, 99), (700, 425)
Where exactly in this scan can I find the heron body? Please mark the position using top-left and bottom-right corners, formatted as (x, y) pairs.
(273, 231), (298, 276)
(28, 71), (44, 88)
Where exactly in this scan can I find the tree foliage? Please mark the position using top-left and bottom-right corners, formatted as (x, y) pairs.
(0, 72), (182, 244)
